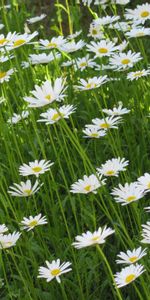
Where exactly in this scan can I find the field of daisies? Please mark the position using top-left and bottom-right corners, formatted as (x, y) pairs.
(1, 0), (150, 299)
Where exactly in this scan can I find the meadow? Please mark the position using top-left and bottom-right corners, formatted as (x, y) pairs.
(0, 0), (150, 299)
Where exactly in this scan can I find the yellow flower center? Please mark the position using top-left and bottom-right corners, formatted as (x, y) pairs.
(84, 185), (91, 192)
(51, 269), (61, 276)
(98, 47), (108, 54)
(0, 38), (8, 45)
(47, 42), (57, 48)
(86, 83), (96, 89)
(125, 274), (136, 284)
(129, 256), (138, 263)
(106, 170), (115, 176)
(92, 29), (98, 35)
(51, 112), (64, 121)
(0, 71), (6, 79)
(3, 242), (12, 248)
(80, 62), (87, 67)
(133, 71), (143, 77)
(100, 123), (110, 129)
(91, 133), (99, 137)
(121, 58), (131, 65)
(45, 94), (51, 101)
(92, 236), (99, 241)
(147, 182), (150, 189)
(13, 39), (26, 47)
(126, 195), (136, 202)
(29, 220), (38, 227)
(24, 189), (32, 196)
(136, 32), (144, 37)
(140, 11), (149, 18)
(32, 166), (42, 173)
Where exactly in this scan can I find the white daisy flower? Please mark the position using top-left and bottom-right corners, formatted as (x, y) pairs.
(27, 14), (46, 24)
(60, 40), (85, 53)
(8, 179), (43, 197)
(73, 54), (97, 71)
(29, 52), (61, 65)
(97, 157), (129, 177)
(141, 222), (150, 243)
(111, 182), (145, 205)
(109, 21), (132, 32)
(67, 30), (82, 40)
(0, 232), (21, 249)
(127, 69), (150, 81)
(0, 32), (16, 47)
(83, 125), (106, 138)
(102, 103), (130, 116)
(112, 0), (130, 4)
(114, 264), (145, 288)
(88, 24), (105, 39)
(109, 50), (142, 70)
(72, 226), (115, 249)
(125, 27), (150, 38)
(116, 247), (147, 264)
(0, 224), (8, 234)
(0, 24), (4, 30)
(92, 15), (120, 27)
(19, 159), (54, 177)
(74, 75), (108, 91)
(24, 78), (67, 108)
(0, 69), (14, 83)
(39, 36), (67, 50)
(20, 213), (47, 231)
(125, 3), (150, 25)
(7, 111), (29, 124)
(70, 174), (106, 194)
(137, 173), (150, 193)
(144, 206), (150, 212)
(21, 61), (30, 69)
(87, 40), (117, 58)
(37, 104), (75, 124)
(7, 31), (38, 49)
(38, 259), (72, 283)
(91, 116), (122, 130)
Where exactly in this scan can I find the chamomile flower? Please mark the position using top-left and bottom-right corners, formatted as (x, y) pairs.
(7, 111), (29, 124)
(83, 125), (106, 138)
(127, 69), (150, 81)
(116, 247), (147, 265)
(60, 40), (85, 53)
(102, 103), (130, 116)
(0, 69), (14, 83)
(24, 78), (66, 108)
(39, 36), (67, 50)
(97, 157), (129, 177)
(125, 27), (150, 38)
(92, 15), (120, 27)
(8, 31), (38, 49)
(29, 52), (61, 65)
(87, 40), (117, 58)
(125, 3), (150, 25)
(0, 224), (8, 234)
(141, 222), (150, 243)
(0, 32), (16, 47)
(67, 30), (82, 40)
(112, 0), (130, 4)
(8, 179), (43, 197)
(20, 213), (47, 231)
(70, 174), (105, 194)
(0, 232), (21, 249)
(19, 159), (54, 177)
(74, 75), (108, 91)
(114, 264), (145, 288)
(109, 50), (142, 70)
(37, 105), (75, 124)
(27, 14), (46, 24)
(72, 226), (115, 249)
(88, 24), (105, 39)
(73, 55), (97, 71)
(111, 182), (145, 205)
(38, 259), (72, 283)
(137, 173), (150, 193)
(91, 116), (122, 130)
